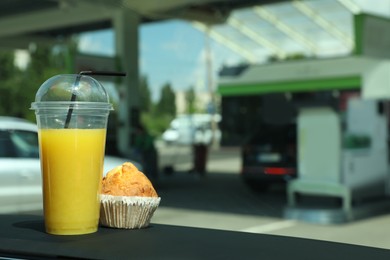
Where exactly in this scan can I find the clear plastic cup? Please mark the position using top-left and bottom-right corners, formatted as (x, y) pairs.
(31, 74), (113, 235)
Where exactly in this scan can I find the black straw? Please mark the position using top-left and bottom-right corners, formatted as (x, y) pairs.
(76, 71), (127, 77)
(64, 71), (126, 128)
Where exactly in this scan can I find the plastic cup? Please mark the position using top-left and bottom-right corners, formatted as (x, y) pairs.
(31, 74), (113, 235)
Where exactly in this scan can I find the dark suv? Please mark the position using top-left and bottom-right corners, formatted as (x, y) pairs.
(241, 124), (297, 191)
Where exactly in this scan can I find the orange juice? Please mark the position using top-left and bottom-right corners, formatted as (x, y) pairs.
(38, 128), (106, 235)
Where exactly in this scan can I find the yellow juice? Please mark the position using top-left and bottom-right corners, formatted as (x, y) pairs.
(38, 128), (106, 235)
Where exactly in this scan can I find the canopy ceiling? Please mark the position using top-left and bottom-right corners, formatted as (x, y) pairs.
(195, 0), (363, 63)
(0, 0), (387, 63)
(0, 0), (287, 49)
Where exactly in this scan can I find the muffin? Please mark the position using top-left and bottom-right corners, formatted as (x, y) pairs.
(99, 162), (161, 229)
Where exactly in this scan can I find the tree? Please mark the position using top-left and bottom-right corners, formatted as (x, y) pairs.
(25, 45), (66, 89)
(139, 75), (151, 113)
(0, 51), (17, 78)
(0, 51), (27, 117)
(156, 82), (176, 116)
(185, 86), (197, 114)
(0, 41), (77, 121)
(140, 81), (177, 137)
(24, 45), (68, 121)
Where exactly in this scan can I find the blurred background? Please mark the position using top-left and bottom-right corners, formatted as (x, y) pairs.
(2, 0), (390, 250)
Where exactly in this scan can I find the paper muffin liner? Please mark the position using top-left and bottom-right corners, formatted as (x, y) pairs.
(99, 194), (161, 229)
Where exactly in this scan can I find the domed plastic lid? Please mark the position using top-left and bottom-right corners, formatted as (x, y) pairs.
(31, 74), (113, 110)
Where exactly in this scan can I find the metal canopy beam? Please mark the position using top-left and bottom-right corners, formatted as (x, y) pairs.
(0, 0), (289, 50)
(193, 21), (257, 63)
(228, 17), (287, 59)
(337, 0), (361, 14)
(0, 3), (114, 38)
(292, 0), (353, 49)
(253, 6), (318, 55)
(0, 36), (58, 50)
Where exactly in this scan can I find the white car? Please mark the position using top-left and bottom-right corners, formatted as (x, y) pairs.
(162, 114), (222, 145)
(0, 116), (142, 214)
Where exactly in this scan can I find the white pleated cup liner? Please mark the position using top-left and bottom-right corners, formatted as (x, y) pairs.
(99, 194), (161, 229)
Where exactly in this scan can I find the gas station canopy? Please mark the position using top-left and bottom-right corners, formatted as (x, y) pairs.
(0, 0), (286, 49)
(197, 0), (359, 63)
(0, 1), (388, 67)
(0, 0), (375, 60)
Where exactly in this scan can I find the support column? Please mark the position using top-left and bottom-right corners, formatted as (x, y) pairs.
(113, 9), (140, 157)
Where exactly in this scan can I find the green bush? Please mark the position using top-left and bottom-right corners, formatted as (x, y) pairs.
(141, 112), (174, 137)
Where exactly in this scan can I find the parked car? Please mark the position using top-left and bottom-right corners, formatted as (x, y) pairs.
(0, 116), (142, 213)
(162, 114), (221, 145)
(241, 124), (297, 191)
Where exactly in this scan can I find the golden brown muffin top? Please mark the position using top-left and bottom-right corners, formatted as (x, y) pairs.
(101, 162), (158, 197)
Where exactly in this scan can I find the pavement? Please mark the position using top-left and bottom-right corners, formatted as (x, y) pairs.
(152, 142), (390, 250)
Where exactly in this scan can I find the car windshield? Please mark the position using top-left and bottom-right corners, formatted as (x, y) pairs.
(248, 124), (296, 145)
(0, 129), (39, 158)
